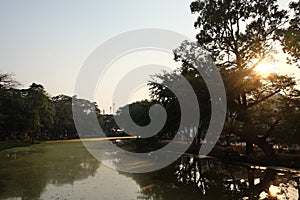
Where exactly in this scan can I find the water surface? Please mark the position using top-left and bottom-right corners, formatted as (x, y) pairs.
(0, 142), (299, 199)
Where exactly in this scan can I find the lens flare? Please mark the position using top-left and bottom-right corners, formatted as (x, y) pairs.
(254, 62), (278, 77)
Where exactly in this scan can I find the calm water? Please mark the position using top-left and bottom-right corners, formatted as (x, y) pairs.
(0, 142), (299, 200)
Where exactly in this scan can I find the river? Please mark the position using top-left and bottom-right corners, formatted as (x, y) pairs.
(0, 141), (299, 200)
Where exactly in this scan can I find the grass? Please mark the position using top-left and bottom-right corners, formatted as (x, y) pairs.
(0, 141), (38, 151)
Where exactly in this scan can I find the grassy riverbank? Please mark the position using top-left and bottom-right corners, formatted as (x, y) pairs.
(2, 138), (300, 170)
(0, 141), (39, 151)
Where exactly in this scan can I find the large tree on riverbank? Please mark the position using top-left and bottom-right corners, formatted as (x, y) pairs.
(150, 0), (300, 159)
(189, 0), (299, 159)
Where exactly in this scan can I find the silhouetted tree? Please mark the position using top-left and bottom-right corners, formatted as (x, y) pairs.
(150, 0), (300, 161)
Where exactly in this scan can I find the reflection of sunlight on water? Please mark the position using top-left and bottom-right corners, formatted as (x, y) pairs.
(269, 185), (281, 197)
(259, 191), (269, 199)
(254, 178), (260, 185)
(259, 184), (299, 200)
(251, 165), (267, 170)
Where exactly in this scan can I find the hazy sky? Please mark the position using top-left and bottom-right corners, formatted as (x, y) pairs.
(0, 0), (299, 113)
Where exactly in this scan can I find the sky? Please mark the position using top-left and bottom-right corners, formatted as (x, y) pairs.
(0, 0), (299, 113)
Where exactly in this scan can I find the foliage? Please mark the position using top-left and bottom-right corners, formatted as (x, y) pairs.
(149, 0), (300, 150)
(25, 83), (55, 139)
(148, 63), (211, 141)
(279, 1), (300, 66)
(50, 95), (76, 139)
(188, 0), (300, 146)
(0, 72), (20, 89)
(72, 96), (102, 138)
(116, 100), (153, 127)
(0, 73), (103, 141)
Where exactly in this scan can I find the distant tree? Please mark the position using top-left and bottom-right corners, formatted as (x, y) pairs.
(24, 83), (55, 140)
(0, 72), (20, 89)
(0, 72), (111, 141)
(148, 64), (210, 142)
(72, 96), (102, 137)
(116, 100), (165, 137)
(0, 89), (28, 140)
(51, 95), (76, 139)
(0, 73), (23, 140)
(116, 100), (153, 127)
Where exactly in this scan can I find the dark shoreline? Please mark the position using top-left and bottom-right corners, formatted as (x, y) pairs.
(1, 139), (300, 170)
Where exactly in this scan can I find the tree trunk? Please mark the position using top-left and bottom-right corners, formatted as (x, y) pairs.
(246, 141), (256, 161)
(245, 135), (276, 164)
(247, 168), (255, 188)
(256, 136), (276, 163)
(297, 178), (300, 200)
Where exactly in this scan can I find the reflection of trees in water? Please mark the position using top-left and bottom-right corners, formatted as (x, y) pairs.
(0, 142), (100, 200)
(174, 156), (247, 199)
(122, 155), (299, 200)
(246, 168), (277, 199)
(175, 156), (300, 199)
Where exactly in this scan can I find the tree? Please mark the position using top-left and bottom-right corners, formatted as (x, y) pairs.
(116, 100), (153, 127)
(187, 0), (299, 160)
(149, 64), (211, 142)
(0, 73), (23, 140)
(0, 72), (20, 89)
(72, 96), (102, 138)
(279, 1), (300, 66)
(116, 100), (168, 138)
(150, 0), (299, 160)
(51, 95), (76, 139)
(0, 72), (19, 128)
(264, 90), (300, 144)
(0, 89), (28, 140)
(0, 79), (56, 140)
(25, 83), (55, 140)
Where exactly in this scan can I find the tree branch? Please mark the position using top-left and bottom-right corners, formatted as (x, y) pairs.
(248, 89), (281, 108)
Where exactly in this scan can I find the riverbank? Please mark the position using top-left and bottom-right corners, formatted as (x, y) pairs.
(0, 136), (139, 151)
(118, 139), (300, 170)
(0, 141), (40, 151)
(2, 138), (300, 170)
(208, 145), (300, 170)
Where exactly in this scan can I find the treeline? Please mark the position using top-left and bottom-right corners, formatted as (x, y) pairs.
(0, 73), (104, 141)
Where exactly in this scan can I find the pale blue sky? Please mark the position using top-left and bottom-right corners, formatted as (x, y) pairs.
(0, 0), (298, 113)
(0, 0), (195, 95)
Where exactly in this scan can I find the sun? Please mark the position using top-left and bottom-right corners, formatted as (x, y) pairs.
(254, 62), (278, 77)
